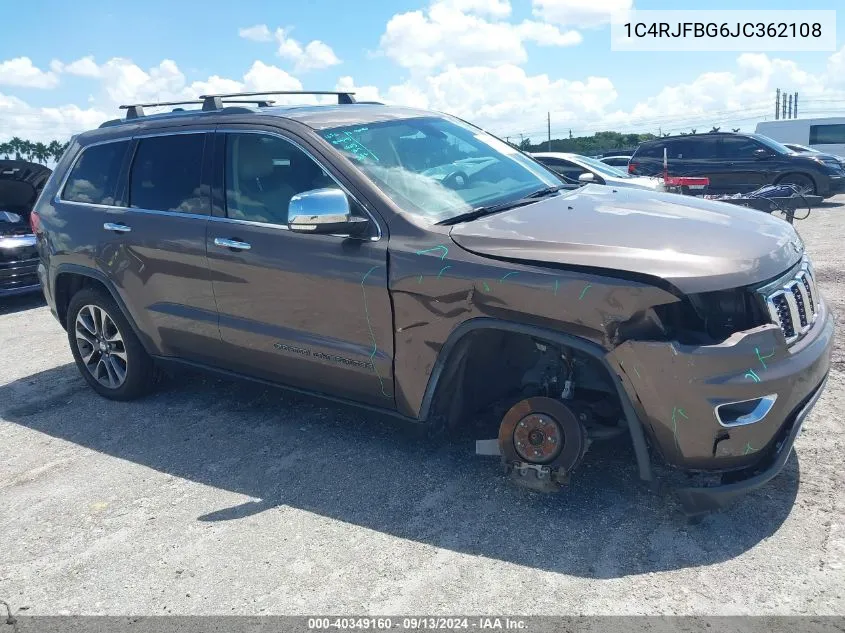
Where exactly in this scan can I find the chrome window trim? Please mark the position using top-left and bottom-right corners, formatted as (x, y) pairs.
(216, 127), (382, 242)
(52, 126), (383, 241)
(715, 394), (778, 428)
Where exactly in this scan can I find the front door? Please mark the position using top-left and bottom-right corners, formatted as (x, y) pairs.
(205, 129), (395, 407)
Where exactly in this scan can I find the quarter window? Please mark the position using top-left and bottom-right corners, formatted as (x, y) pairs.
(224, 133), (335, 225)
(129, 134), (207, 214)
(809, 124), (845, 145)
(62, 141), (130, 205)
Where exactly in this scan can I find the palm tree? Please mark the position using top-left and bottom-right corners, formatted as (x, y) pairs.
(0, 141), (10, 159)
(9, 137), (23, 160)
(20, 139), (34, 161)
(48, 140), (64, 162)
(32, 141), (50, 163)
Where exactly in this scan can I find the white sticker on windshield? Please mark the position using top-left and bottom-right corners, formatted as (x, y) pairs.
(474, 133), (519, 155)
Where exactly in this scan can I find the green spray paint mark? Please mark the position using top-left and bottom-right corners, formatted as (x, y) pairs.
(437, 265), (452, 278)
(578, 284), (592, 300)
(755, 346), (775, 371)
(482, 281), (491, 292)
(743, 442), (758, 455)
(499, 271), (519, 283)
(553, 279), (559, 296)
(633, 366), (641, 379)
(361, 266), (389, 398)
(671, 406), (688, 451)
(415, 244), (449, 260)
(745, 369), (761, 383)
(417, 274), (423, 284)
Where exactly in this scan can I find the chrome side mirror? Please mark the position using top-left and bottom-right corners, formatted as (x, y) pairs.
(578, 172), (595, 183)
(287, 188), (369, 236)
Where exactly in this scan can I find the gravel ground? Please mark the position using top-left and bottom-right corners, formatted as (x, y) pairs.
(1, 196), (843, 616)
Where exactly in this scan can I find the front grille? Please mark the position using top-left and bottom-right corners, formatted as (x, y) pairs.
(761, 261), (820, 345)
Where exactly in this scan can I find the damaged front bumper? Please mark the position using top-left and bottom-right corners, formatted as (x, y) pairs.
(675, 372), (827, 515)
(608, 294), (834, 513)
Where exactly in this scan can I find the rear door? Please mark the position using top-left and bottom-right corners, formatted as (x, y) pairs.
(100, 130), (223, 363)
(205, 127), (394, 407)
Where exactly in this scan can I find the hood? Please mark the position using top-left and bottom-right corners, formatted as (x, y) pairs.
(449, 184), (803, 294)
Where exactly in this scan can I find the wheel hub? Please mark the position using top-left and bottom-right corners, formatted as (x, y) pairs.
(513, 413), (563, 463)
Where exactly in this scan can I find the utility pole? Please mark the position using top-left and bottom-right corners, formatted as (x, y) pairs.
(547, 112), (551, 151)
(794, 92), (798, 118)
(788, 94), (793, 119)
(775, 88), (780, 120)
(782, 95), (787, 120)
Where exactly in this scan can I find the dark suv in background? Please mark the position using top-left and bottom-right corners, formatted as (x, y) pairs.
(629, 132), (845, 198)
(32, 92), (833, 515)
(1, 159), (52, 297)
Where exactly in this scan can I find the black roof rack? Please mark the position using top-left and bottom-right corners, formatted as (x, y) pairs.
(198, 90), (356, 110)
(118, 100), (203, 120)
(220, 99), (276, 107)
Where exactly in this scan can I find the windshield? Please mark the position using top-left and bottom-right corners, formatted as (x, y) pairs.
(319, 117), (559, 223)
(568, 155), (633, 179)
(750, 133), (793, 155)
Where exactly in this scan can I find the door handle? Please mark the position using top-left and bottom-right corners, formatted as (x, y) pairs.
(103, 222), (131, 233)
(214, 237), (251, 251)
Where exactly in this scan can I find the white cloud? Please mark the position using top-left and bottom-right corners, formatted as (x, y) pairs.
(0, 92), (107, 142)
(55, 56), (103, 78)
(380, 0), (581, 72)
(335, 76), (383, 103)
(439, 0), (512, 18)
(275, 28), (341, 72)
(238, 24), (273, 42)
(532, 0), (633, 28)
(0, 57), (59, 89)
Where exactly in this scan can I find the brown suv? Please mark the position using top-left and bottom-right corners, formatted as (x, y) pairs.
(33, 91), (834, 515)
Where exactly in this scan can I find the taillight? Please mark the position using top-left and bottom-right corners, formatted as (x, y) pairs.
(30, 209), (41, 234)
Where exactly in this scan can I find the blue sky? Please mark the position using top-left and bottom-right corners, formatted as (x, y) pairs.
(1, 0), (843, 142)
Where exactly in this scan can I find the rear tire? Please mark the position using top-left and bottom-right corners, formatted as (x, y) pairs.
(66, 286), (156, 401)
(777, 173), (816, 195)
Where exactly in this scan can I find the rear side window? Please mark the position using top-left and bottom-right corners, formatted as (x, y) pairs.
(634, 143), (664, 159)
(809, 124), (845, 145)
(62, 141), (129, 205)
(129, 134), (207, 214)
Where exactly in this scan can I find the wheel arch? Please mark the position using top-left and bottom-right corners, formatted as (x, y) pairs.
(418, 317), (653, 481)
(775, 171), (818, 192)
(53, 264), (153, 354)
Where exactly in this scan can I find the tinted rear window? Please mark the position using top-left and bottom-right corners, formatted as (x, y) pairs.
(810, 124), (845, 145)
(62, 141), (129, 205)
(129, 134), (207, 214)
(634, 142), (665, 159)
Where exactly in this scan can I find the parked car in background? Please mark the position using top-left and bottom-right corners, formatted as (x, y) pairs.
(0, 159), (51, 297)
(33, 92), (833, 515)
(629, 132), (845, 198)
(756, 117), (845, 157)
(598, 155), (632, 168)
(531, 152), (664, 191)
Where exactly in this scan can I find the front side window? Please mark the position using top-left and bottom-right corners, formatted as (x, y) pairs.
(129, 134), (206, 214)
(62, 141), (130, 205)
(718, 136), (760, 158)
(319, 117), (558, 224)
(225, 133), (335, 225)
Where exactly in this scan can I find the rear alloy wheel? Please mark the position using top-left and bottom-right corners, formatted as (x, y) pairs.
(66, 287), (156, 400)
(778, 173), (816, 195)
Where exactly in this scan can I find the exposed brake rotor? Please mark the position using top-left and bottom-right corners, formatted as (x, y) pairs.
(498, 396), (587, 492)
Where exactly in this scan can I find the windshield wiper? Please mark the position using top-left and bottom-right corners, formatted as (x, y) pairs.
(436, 186), (566, 226)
